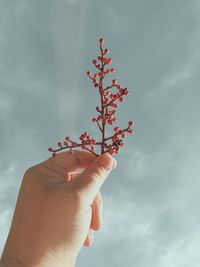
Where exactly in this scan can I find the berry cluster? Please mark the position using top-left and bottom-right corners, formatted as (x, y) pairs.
(48, 38), (135, 157)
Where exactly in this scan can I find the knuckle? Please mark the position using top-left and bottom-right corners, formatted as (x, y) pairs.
(24, 166), (37, 177)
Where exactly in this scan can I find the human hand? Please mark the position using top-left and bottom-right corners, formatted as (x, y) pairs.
(0, 151), (117, 267)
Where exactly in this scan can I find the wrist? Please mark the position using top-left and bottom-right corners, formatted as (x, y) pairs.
(1, 253), (77, 267)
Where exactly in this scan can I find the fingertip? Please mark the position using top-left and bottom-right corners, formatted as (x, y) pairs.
(97, 152), (115, 171)
(112, 158), (118, 170)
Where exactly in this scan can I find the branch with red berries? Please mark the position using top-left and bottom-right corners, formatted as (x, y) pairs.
(48, 38), (135, 157)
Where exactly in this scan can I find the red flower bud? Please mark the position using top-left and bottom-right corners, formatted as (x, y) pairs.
(119, 141), (124, 147)
(123, 88), (129, 95)
(98, 72), (103, 77)
(112, 103), (118, 108)
(112, 79), (117, 85)
(99, 38), (104, 45)
(107, 58), (112, 64)
(128, 121), (134, 127)
(87, 71), (91, 76)
(114, 126), (120, 132)
(127, 129), (133, 134)
(121, 133), (126, 138)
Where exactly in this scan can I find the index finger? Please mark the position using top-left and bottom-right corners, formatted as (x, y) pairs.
(45, 149), (98, 173)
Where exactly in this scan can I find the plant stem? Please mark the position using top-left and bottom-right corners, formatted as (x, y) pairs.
(99, 45), (106, 154)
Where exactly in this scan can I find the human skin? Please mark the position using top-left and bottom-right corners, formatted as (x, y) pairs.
(0, 151), (117, 267)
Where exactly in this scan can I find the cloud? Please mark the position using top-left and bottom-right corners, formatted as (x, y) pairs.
(1, 1), (200, 267)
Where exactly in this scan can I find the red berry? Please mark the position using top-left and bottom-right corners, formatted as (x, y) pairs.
(128, 121), (134, 127)
(110, 68), (115, 73)
(121, 133), (126, 138)
(48, 147), (53, 152)
(92, 59), (97, 64)
(110, 147), (115, 153)
(98, 115), (103, 120)
(63, 141), (68, 146)
(119, 141), (124, 147)
(123, 89), (129, 95)
(119, 97), (124, 102)
(114, 126), (120, 132)
(94, 83), (99, 87)
(127, 129), (133, 134)
(92, 118), (96, 122)
(104, 48), (109, 54)
(58, 142), (62, 147)
(112, 79), (117, 84)
(94, 73), (97, 78)
(102, 58), (107, 63)
(107, 58), (112, 64)
(99, 38), (104, 45)
(115, 149), (119, 154)
(112, 103), (118, 108)
(87, 71), (91, 76)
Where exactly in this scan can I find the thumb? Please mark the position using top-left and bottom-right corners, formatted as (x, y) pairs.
(74, 152), (117, 204)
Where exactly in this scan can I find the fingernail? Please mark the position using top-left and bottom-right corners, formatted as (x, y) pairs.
(98, 153), (114, 171)
(90, 230), (94, 241)
(112, 159), (118, 170)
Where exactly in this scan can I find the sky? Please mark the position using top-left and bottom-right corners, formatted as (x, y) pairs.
(0, 0), (200, 266)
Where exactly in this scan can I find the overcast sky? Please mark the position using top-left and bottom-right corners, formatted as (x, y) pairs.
(1, 0), (200, 266)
